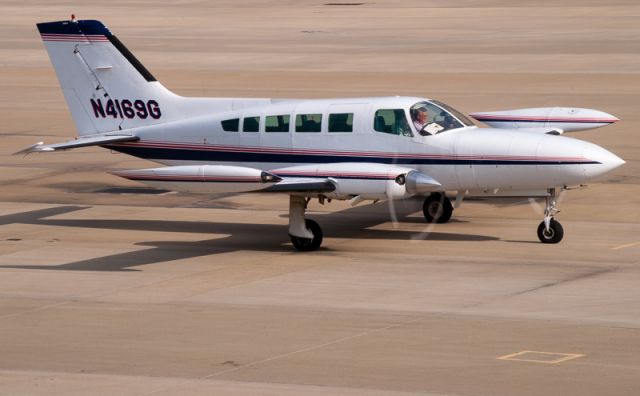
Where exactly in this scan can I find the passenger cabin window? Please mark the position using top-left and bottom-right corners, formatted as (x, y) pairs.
(374, 109), (412, 136)
(328, 113), (353, 132)
(295, 114), (322, 132)
(221, 118), (239, 132)
(243, 116), (260, 132)
(265, 115), (290, 132)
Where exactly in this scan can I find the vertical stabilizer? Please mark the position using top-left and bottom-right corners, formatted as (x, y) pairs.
(37, 19), (181, 135)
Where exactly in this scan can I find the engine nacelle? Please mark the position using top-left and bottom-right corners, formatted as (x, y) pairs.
(469, 107), (619, 133)
(111, 165), (279, 193)
(271, 163), (441, 200)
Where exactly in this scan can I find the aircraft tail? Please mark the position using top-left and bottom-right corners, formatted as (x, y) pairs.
(37, 19), (185, 136)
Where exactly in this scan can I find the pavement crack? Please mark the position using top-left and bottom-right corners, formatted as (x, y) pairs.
(205, 315), (425, 377)
(462, 266), (620, 310)
(141, 314), (426, 395)
(510, 267), (619, 297)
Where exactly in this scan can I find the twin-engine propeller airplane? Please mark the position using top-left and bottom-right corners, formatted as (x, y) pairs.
(18, 18), (625, 251)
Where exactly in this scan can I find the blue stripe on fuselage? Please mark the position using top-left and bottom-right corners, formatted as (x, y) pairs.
(103, 144), (600, 166)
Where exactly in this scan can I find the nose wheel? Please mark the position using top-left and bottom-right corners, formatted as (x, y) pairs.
(537, 218), (564, 243)
(537, 188), (564, 244)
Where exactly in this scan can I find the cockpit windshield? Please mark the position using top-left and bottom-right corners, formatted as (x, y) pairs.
(409, 100), (475, 135)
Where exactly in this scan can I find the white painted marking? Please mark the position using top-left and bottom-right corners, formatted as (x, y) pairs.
(497, 350), (585, 364)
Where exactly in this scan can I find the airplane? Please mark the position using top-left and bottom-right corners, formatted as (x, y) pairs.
(16, 17), (625, 251)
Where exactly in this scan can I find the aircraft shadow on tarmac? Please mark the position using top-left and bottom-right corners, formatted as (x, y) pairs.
(0, 203), (497, 272)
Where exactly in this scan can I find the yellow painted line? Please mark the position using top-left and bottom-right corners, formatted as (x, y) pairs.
(611, 241), (640, 250)
(497, 350), (585, 364)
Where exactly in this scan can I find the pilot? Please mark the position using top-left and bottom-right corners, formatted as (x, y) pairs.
(411, 106), (430, 133)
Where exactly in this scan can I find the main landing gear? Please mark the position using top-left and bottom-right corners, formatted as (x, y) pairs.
(423, 193), (453, 223)
(286, 190), (564, 249)
(288, 195), (323, 251)
(537, 188), (564, 244)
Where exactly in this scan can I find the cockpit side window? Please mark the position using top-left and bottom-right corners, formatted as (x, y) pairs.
(431, 100), (475, 127)
(410, 102), (465, 135)
(373, 109), (412, 137)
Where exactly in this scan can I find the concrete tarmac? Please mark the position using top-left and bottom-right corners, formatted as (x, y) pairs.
(0, 1), (639, 395)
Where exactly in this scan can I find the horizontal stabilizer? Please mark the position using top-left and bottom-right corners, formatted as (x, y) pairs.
(13, 134), (139, 155)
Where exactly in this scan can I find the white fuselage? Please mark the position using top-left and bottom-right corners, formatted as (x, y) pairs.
(107, 96), (623, 197)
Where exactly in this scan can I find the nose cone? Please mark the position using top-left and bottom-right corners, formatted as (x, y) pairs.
(583, 144), (625, 180)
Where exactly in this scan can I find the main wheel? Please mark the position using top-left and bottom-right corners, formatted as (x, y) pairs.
(537, 219), (564, 244)
(423, 193), (453, 224)
(290, 219), (323, 251)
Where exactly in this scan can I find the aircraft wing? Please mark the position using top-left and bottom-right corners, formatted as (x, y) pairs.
(469, 107), (619, 133)
(112, 162), (440, 198)
(13, 134), (139, 155)
(111, 164), (337, 195)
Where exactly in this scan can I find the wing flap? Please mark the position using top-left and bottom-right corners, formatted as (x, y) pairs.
(262, 178), (336, 193)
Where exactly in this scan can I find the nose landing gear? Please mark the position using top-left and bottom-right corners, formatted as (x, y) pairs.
(537, 188), (564, 243)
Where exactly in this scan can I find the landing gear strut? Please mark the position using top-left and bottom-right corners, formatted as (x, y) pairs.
(423, 193), (453, 223)
(537, 188), (564, 243)
(288, 195), (323, 251)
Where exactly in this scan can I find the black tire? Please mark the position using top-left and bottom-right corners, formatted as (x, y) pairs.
(423, 193), (453, 224)
(290, 219), (323, 251)
(537, 219), (564, 244)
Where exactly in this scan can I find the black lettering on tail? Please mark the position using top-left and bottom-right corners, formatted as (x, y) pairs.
(90, 99), (105, 118)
